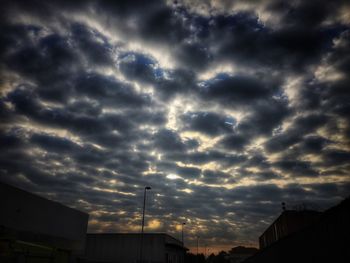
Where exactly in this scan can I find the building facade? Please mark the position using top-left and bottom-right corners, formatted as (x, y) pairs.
(259, 209), (321, 249)
(85, 233), (187, 263)
(0, 182), (89, 263)
(244, 197), (350, 263)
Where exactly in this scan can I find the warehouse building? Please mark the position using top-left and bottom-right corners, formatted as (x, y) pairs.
(0, 182), (89, 263)
(244, 197), (350, 263)
(85, 233), (187, 263)
(259, 209), (321, 249)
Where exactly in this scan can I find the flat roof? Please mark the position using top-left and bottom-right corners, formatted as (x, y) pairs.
(86, 233), (188, 250)
(87, 232), (180, 241)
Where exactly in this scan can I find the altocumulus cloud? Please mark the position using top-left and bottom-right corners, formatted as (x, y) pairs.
(1, 0), (350, 252)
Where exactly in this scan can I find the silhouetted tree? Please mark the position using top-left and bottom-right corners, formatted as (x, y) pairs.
(206, 251), (229, 263)
(185, 252), (206, 263)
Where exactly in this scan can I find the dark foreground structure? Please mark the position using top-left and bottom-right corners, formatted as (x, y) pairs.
(259, 209), (321, 249)
(85, 233), (187, 263)
(244, 197), (350, 263)
(0, 182), (89, 263)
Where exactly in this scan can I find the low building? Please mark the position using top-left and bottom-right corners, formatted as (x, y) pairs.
(259, 209), (321, 249)
(85, 233), (187, 263)
(0, 182), (89, 263)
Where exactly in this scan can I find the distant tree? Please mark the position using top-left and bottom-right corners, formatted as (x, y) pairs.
(229, 246), (258, 255)
(206, 251), (229, 263)
(207, 253), (216, 263)
(185, 252), (206, 263)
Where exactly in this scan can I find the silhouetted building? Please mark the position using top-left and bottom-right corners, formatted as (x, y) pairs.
(85, 233), (187, 263)
(259, 209), (321, 249)
(228, 246), (258, 263)
(0, 182), (89, 263)
(244, 197), (350, 263)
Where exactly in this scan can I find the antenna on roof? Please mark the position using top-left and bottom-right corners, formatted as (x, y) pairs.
(281, 202), (286, 212)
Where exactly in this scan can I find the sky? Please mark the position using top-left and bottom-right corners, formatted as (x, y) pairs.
(1, 0), (350, 253)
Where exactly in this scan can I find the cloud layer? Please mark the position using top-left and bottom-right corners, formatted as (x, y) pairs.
(1, 0), (350, 252)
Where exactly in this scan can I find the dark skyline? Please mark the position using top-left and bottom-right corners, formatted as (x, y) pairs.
(1, 0), (350, 253)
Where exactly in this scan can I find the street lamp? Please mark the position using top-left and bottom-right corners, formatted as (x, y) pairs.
(140, 186), (151, 263)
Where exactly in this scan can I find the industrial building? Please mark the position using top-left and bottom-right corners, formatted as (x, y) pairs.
(0, 182), (89, 263)
(244, 197), (350, 263)
(259, 209), (321, 249)
(85, 233), (187, 263)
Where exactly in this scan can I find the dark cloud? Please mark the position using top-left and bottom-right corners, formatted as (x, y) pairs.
(1, 0), (349, 252)
(274, 159), (319, 177)
(153, 129), (191, 152)
(156, 161), (201, 180)
(322, 150), (350, 166)
(174, 42), (213, 70)
(5, 33), (78, 85)
(237, 98), (290, 137)
(199, 74), (279, 107)
(74, 73), (150, 107)
(244, 153), (271, 170)
(30, 133), (79, 153)
(218, 134), (249, 151)
(201, 170), (232, 184)
(155, 68), (197, 99)
(298, 136), (330, 153)
(217, 97), (290, 151)
(181, 111), (235, 136)
(267, 0), (346, 28)
(71, 23), (114, 66)
(265, 114), (329, 153)
(67, 99), (102, 117)
(119, 52), (160, 84)
(165, 150), (247, 169)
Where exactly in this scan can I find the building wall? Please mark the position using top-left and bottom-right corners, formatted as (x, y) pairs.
(164, 235), (185, 263)
(259, 210), (321, 249)
(85, 233), (185, 263)
(245, 198), (350, 263)
(0, 182), (89, 252)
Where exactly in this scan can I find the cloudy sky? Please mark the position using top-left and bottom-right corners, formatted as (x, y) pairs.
(1, 0), (350, 253)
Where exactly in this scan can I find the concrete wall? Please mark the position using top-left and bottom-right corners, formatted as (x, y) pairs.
(85, 233), (185, 263)
(0, 182), (89, 251)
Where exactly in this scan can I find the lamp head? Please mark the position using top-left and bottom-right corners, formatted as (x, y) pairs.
(145, 186), (151, 190)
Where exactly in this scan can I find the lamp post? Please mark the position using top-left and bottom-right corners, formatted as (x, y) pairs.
(140, 186), (151, 263)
